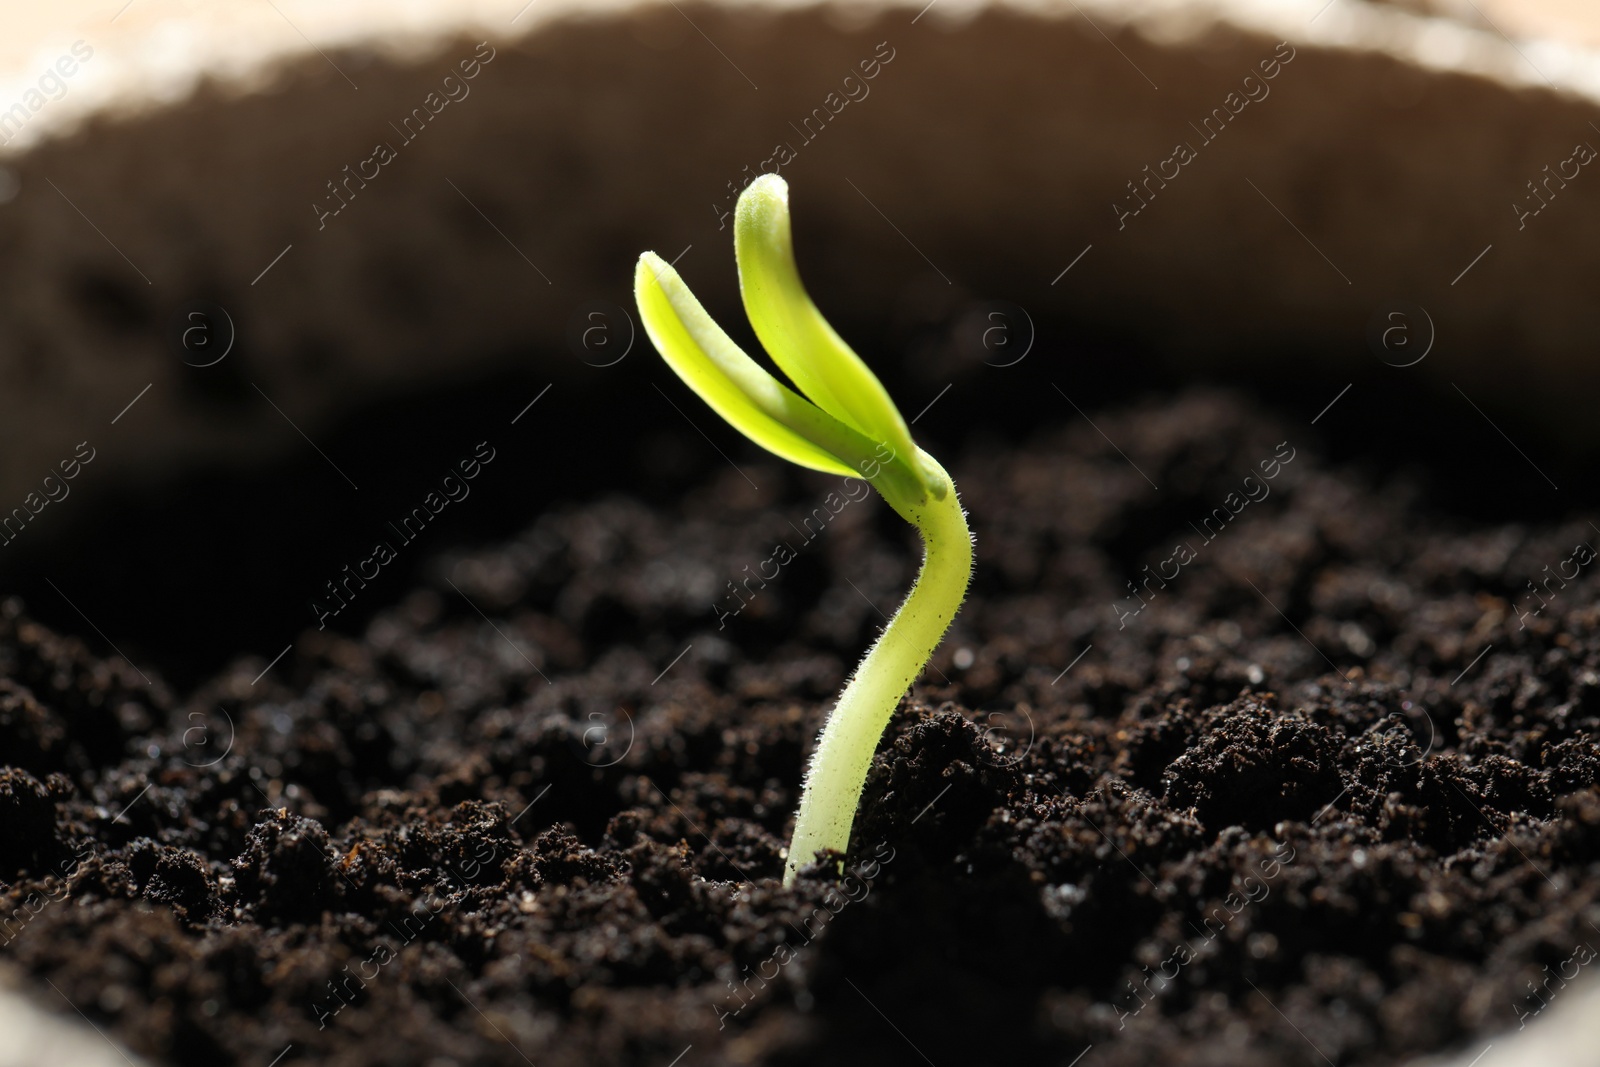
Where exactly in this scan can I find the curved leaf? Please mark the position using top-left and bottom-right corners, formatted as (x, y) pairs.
(635, 252), (873, 479)
(735, 175), (940, 498)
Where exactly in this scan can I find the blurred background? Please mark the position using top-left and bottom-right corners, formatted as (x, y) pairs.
(1, 0), (1599, 687)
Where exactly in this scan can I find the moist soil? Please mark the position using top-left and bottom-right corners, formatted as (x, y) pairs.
(2, 388), (1598, 1067)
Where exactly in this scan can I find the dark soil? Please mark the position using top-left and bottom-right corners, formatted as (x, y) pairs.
(3, 388), (1598, 1067)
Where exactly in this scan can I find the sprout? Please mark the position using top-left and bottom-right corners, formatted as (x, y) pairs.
(635, 175), (973, 885)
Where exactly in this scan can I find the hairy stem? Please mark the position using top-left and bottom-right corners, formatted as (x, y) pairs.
(783, 455), (972, 885)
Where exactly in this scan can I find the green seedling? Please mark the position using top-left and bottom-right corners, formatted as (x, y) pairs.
(635, 175), (973, 885)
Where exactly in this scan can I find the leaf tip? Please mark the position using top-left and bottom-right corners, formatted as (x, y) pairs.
(736, 174), (791, 238)
(635, 249), (665, 276)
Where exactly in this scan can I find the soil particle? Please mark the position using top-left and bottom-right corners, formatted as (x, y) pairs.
(1163, 698), (1344, 830)
(232, 811), (344, 923)
(0, 767), (61, 879)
